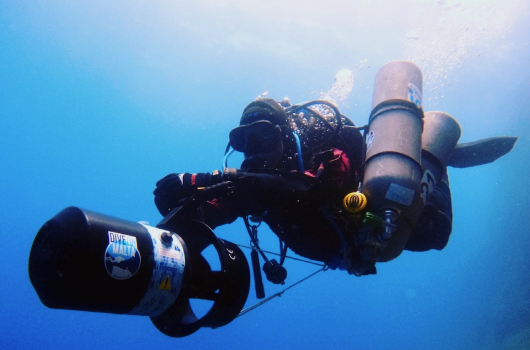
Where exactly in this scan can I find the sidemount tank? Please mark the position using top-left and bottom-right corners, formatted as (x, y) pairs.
(420, 111), (461, 204)
(362, 61), (425, 261)
(29, 207), (250, 337)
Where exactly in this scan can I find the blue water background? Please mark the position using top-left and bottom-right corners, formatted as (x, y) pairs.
(1, 1), (529, 349)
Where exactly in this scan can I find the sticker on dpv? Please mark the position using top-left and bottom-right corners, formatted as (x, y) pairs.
(128, 225), (185, 316)
(104, 232), (141, 280)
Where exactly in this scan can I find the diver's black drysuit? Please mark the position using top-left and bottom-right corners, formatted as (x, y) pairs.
(160, 148), (453, 270)
(200, 149), (358, 264)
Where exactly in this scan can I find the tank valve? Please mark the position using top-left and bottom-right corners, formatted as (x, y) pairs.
(382, 210), (398, 240)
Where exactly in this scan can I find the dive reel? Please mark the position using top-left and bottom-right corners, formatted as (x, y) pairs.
(29, 195), (251, 337)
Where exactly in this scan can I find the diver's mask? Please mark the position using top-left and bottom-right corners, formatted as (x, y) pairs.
(229, 120), (282, 155)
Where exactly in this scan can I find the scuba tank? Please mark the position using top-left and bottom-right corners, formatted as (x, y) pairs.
(420, 111), (461, 204)
(359, 61), (425, 262)
(404, 111), (461, 252)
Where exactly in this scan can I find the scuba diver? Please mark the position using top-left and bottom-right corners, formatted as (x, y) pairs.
(154, 83), (517, 278)
(152, 95), (468, 277)
(154, 98), (374, 276)
(29, 61), (518, 337)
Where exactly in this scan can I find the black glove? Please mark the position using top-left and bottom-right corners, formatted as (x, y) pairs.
(154, 173), (188, 216)
(153, 172), (222, 216)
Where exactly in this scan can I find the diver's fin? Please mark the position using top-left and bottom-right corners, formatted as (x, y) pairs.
(447, 136), (518, 168)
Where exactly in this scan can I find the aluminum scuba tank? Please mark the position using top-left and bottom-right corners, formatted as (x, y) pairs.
(401, 111), (461, 252)
(361, 61), (425, 262)
(420, 111), (461, 204)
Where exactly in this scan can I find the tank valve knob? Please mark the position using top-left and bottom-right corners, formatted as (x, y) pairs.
(382, 210), (398, 240)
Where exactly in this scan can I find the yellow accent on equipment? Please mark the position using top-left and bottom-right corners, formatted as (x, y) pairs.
(343, 192), (367, 213)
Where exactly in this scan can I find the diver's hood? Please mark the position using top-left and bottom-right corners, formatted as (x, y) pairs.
(240, 98), (290, 127)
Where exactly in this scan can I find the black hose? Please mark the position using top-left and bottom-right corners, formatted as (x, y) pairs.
(286, 100), (343, 129)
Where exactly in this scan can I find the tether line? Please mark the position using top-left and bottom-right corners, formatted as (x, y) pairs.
(235, 243), (326, 267)
(237, 266), (328, 318)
